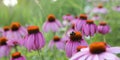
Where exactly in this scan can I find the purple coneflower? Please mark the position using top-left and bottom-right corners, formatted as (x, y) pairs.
(63, 14), (74, 22)
(24, 26), (45, 51)
(76, 14), (87, 31)
(92, 14), (101, 21)
(82, 20), (97, 36)
(92, 4), (108, 14)
(6, 22), (27, 40)
(0, 37), (10, 58)
(10, 52), (26, 60)
(42, 14), (62, 32)
(62, 24), (76, 42)
(48, 36), (65, 50)
(0, 26), (10, 37)
(98, 21), (110, 35)
(113, 6), (120, 12)
(71, 16), (79, 24)
(65, 31), (88, 58)
(70, 42), (120, 60)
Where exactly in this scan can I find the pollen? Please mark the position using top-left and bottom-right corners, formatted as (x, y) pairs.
(90, 42), (106, 54)
(27, 26), (39, 34)
(12, 52), (21, 58)
(48, 14), (56, 22)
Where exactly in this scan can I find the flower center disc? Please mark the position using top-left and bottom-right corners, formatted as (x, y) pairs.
(98, 4), (103, 8)
(48, 14), (56, 22)
(100, 21), (107, 26)
(70, 31), (82, 41)
(0, 37), (7, 45)
(53, 36), (60, 42)
(86, 20), (94, 24)
(77, 46), (87, 52)
(12, 52), (21, 59)
(10, 22), (21, 31)
(71, 24), (75, 29)
(90, 42), (106, 54)
(79, 14), (87, 20)
(3, 26), (9, 31)
(27, 26), (39, 34)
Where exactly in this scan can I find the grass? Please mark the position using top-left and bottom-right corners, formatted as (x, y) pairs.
(0, 0), (120, 60)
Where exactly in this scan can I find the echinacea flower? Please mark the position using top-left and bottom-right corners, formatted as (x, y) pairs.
(10, 52), (26, 60)
(48, 36), (65, 50)
(65, 31), (88, 58)
(76, 14), (87, 31)
(66, 24), (76, 37)
(98, 21), (110, 35)
(92, 4), (108, 14)
(92, 14), (101, 21)
(24, 26), (45, 51)
(63, 14), (74, 22)
(82, 20), (97, 36)
(113, 6), (120, 12)
(71, 16), (79, 24)
(70, 42), (120, 60)
(62, 24), (76, 42)
(0, 26), (10, 37)
(0, 37), (10, 58)
(42, 14), (62, 32)
(6, 22), (27, 41)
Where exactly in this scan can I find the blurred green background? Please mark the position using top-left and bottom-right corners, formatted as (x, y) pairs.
(0, 0), (120, 60)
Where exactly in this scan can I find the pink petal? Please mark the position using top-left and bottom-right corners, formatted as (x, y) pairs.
(70, 51), (88, 60)
(80, 39), (88, 46)
(107, 47), (120, 54)
(55, 41), (65, 50)
(48, 40), (55, 49)
(65, 41), (73, 58)
(93, 55), (99, 60)
(78, 54), (89, 60)
(100, 52), (119, 60)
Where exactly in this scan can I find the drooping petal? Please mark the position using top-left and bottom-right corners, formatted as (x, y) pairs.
(37, 32), (45, 49)
(65, 41), (73, 58)
(82, 24), (90, 36)
(0, 46), (10, 58)
(55, 41), (65, 50)
(42, 22), (51, 32)
(80, 39), (88, 46)
(48, 40), (55, 49)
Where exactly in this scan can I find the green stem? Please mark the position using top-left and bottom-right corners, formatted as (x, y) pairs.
(90, 36), (92, 44)
(14, 45), (18, 52)
(53, 47), (56, 60)
(37, 50), (44, 60)
(103, 35), (106, 42)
